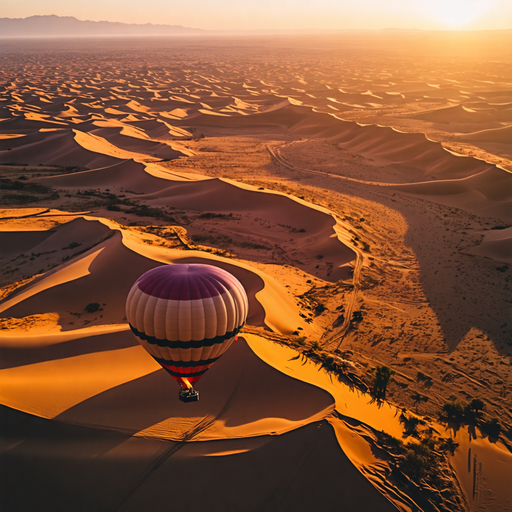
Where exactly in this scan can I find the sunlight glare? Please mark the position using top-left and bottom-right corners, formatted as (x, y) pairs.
(427, 0), (490, 28)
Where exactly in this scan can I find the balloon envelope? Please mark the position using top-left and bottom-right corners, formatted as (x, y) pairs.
(126, 264), (248, 388)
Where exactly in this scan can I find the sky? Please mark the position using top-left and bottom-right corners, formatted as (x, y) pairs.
(2, 0), (512, 31)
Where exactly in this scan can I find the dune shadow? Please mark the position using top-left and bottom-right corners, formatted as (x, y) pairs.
(53, 338), (333, 437)
(355, 182), (512, 355)
(0, 329), (136, 369)
(0, 404), (172, 512)
(400, 200), (511, 353)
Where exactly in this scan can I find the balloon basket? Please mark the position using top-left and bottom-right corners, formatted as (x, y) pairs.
(179, 388), (199, 403)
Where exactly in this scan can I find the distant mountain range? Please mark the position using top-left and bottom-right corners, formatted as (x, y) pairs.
(2, 15), (511, 38)
(0, 15), (204, 38)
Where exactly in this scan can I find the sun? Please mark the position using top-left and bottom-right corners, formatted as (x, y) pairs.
(427, 0), (489, 28)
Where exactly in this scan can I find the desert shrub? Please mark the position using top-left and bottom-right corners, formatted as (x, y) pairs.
(314, 303), (326, 315)
(463, 398), (485, 423)
(239, 241), (270, 250)
(467, 398), (484, 411)
(0, 179), (51, 193)
(399, 439), (438, 482)
(62, 242), (81, 250)
(352, 310), (363, 322)
(323, 355), (334, 367)
(85, 303), (101, 313)
(126, 204), (175, 222)
(191, 234), (232, 246)
(198, 212), (236, 220)
(277, 223), (306, 233)
(401, 447), (428, 481)
(441, 399), (466, 422)
(295, 336), (307, 346)
(440, 397), (489, 427)
(2, 192), (35, 202)
(310, 340), (321, 351)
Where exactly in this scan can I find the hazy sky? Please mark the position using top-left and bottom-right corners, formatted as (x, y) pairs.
(2, 0), (512, 30)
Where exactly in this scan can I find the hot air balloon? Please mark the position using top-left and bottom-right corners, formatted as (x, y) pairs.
(126, 264), (248, 402)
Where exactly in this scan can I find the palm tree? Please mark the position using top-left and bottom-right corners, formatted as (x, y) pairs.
(372, 365), (395, 399)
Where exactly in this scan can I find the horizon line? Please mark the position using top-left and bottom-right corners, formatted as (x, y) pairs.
(2, 14), (512, 34)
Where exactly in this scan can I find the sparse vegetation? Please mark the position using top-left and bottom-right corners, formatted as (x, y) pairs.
(126, 204), (176, 221)
(62, 242), (81, 250)
(198, 212), (239, 220)
(440, 397), (485, 424)
(85, 303), (101, 314)
(0, 178), (59, 204)
(439, 397), (504, 440)
(375, 429), (463, 511)
(277, 223), (306, 233)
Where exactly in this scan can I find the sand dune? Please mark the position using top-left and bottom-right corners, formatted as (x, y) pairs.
(33, 159), (355, 283)
(329, 124), (494, 179)
(408, 103), (512, 125)
(32, 159), (168, 193)
(0, 405), (396, 512)
(0, 129), (121, 168)
(0, 229), (53, 260)
(466, 226), (512, 264)
(2, 34), (512, 512)
(455, 124), (512, 144)
(168, 100), (502, 181)
(72, 129), (185, 162)
(391, 167), (512, 221)
(0, 115), (68, 133)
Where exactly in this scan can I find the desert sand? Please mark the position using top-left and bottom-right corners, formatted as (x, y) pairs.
(1, 33), (511, 511)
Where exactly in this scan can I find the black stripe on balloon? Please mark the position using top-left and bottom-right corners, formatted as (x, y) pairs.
(153, 356), (220, 367)
(162, 367), (209, 378)
(129, 323), (244, 349)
